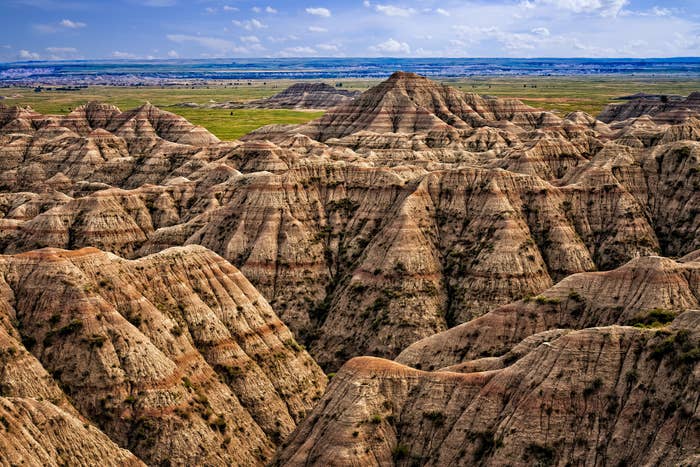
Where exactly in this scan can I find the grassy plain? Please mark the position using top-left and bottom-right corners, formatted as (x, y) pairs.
(2, 76), (699, 140)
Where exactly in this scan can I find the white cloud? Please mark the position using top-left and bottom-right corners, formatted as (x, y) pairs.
(306, 7), (331, 17)
(318, 43), (339, 51)
(19, 50), (40, 60)
(45, 46), (79, 60)
(252, 6), (261, 13)
(60, 19), (86, 28)
(277, 46), (318, 57)
(265, 6), (277, 13)
(167, 50), (179, 58)
(240, 35), (260, 43)
(308, 26), (328, 32)
(222, 5), (238, 11)
(166, 34), (235, 50)
(531, 27), (550, 36)
(112, 51), (138, 59)
(370, 38), (410, 54)
(435, 8), (450, 17)
(267, 34), (299, 43)
(232, 19), (267, 30)
(650, 6), (671, 16)
(46, 46), (77, 53)
(374, 4), (415, 17)
(535, 0), (629, 17)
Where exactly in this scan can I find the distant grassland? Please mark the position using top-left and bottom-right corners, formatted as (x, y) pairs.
(2, 76), (699, 140)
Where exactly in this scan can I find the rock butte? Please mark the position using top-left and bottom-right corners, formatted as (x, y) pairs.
(0, 72), (698, 465)
(177, 82), (361, 110)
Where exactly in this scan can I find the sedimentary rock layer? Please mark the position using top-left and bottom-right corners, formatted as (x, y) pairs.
(0, 245), (326, 465)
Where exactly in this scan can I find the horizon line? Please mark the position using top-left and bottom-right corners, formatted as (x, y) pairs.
(3, 56), (700, 65)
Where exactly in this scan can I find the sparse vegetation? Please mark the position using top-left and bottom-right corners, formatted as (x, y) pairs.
(628, 308), (677, 328)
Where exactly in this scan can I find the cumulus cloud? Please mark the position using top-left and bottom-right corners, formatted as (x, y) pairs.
(60, 19), (86, 28)
(318, 43), (339, 51)
(232, 19), (267, 30)
(306, 7), (331, 17)
(308, 26), (328, 32)
(531, 27), (550, 36)
(277, 46), (318, 57)
(46, 46), (76, 53)
(370, 38), (410, 54)
(19, 49), (40, 60)
(45, 46), (79, 59)
(265, 6), (277, 13)
(535, 0), (628, 17)
(240, 35), (260, 43)
(435, 8), (450, 17)
(222, 5), (238, 11)
(167, 50), (179, 58)
(374, 4), (416, 17)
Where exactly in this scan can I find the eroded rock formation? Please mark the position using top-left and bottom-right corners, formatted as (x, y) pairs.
(277, 255), (700, 466)
(0, 245), (326, 465)
(0, 73), (698, 371)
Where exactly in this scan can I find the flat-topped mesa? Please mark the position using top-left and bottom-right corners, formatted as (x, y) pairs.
(0, 245), (327, 465)
(599, 90), (700, 124)
(243, 82), (360, 109)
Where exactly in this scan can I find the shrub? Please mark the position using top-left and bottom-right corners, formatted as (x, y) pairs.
(628, 308), (676, 328)
(525, 443), (556, 466)
(568, 290), (583, 302)
(370, 414), (382, 424)
(58, 319), (83, 336)
(535, 295), (560, 305)
(423, 410), (446, 426)
(392, 444), (409, 460)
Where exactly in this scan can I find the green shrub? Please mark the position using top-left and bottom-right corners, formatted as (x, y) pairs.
(58, 319), (83, 336)
(628, 308), (676, 328)
(392, 444), (409, 460)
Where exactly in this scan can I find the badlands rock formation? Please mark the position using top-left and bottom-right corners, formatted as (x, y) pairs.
(180, 82), (361, 110)
(0, 245), (325, 465)
(599, 91), (700, 123)
(277, 255), (700, 466)
(0, 71), (699, 465)
(0, 72), (698, 371)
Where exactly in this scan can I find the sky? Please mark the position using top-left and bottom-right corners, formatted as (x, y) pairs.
(0, 0), (699, 61)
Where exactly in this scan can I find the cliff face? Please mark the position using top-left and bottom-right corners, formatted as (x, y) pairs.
(277, 259), (700, 466)
(0, 245), (326, 465)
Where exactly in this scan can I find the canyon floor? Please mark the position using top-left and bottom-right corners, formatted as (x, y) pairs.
(0, 72), (698, 466)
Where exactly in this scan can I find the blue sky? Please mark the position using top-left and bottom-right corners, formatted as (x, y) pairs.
(1, 0), (699, 61)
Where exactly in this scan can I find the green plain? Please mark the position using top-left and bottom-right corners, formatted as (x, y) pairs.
(2, 76), (699, 140)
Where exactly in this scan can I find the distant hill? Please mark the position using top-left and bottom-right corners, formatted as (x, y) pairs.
(177, 82), (360, 111)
